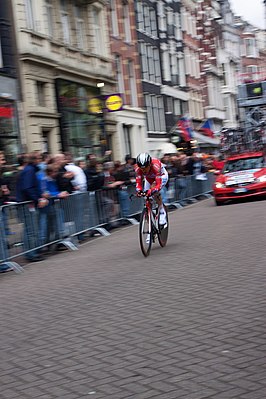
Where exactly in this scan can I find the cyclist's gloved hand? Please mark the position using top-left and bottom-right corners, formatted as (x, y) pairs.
(137, 190), (144, 197)
(145, 189), (153, 197)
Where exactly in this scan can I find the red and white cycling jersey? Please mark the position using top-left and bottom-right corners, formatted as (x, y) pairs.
(135, 158), (167, 192)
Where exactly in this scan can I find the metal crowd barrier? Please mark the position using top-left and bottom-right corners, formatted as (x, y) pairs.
(0, 173), (214, 272)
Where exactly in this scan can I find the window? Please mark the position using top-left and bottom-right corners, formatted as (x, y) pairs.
(144, 94), (166, 133)
(140, 42), (148, 80)
(123, 4), (131, 43)
(115, 55), (124, 94)
(74, 6), (85, 49)
(245, 38), (257, 57)
(150, 9), (157, 37)
(128, 60), (137, 107)
(110, 0), (119, 36)
(170, 54), (179, 85)
(36, 81), (46, 107)
(123, 125), (132, 155)
(93, 7), (104, 55)
(246, 65), (258, 81)
(46, 0), (53, 37)
(60, 0), (70, 45)
(25, 0), (34, 30)
(158, 2), (166, 32)
(136, 1), (144, 31)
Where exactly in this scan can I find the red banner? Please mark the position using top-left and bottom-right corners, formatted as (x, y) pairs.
(0, 107), (13, 118)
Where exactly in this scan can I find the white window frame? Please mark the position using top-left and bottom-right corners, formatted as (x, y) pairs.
(115, 55), (124, 94)
(245, 38), (257, 58)
(25, 0), (34, 30)
(60, 0), (70, 45)
(128, 60), (138, 107)
(74, 5), (85, 49)
(92, 6), (104, 55)
(123, 4), (131, 43)
(46, 0), (53, 37)
(36, 81), (46, 107)
(110, 0), (119, 37)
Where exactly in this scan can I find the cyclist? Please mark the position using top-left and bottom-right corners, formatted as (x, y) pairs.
(135, 152), (168, 225)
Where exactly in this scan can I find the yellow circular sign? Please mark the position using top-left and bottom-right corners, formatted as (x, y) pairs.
(105, 95), (123, 112)
(88, 98), (102, 114)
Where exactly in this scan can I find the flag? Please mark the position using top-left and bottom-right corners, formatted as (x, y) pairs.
(198, 119), (214, 138)
(177, 117), (194, 142)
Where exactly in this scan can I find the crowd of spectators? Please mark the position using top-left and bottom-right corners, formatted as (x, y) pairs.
(0, 149), (221, 270)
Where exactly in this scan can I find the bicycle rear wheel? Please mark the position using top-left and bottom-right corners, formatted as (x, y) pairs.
(139, 208), (152, 257)
(158, 205), (169, 247)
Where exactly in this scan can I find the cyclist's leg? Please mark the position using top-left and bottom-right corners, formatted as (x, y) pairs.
(154, 172), (168, 224)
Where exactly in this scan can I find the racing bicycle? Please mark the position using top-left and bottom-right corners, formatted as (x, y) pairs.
(137, 192), (169, 257)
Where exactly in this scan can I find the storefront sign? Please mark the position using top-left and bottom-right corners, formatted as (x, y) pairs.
(88, 97), (103, 114)
(0, 106), (13, 118)
(105, 93), (123, 112)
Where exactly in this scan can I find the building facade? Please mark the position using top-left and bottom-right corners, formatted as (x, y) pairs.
(196, 0), (225, 132)
(218, 0), (240, 128)
(108, 0), (147, 160)
(158, 0), (189, 153)
(12, 0), (116, 158)
(0, 0), (21, 161)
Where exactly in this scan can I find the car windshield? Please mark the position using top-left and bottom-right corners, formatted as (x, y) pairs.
(222, 156), (264, 174)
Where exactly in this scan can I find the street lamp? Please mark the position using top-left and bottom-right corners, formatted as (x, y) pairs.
(96, 82), (108, 156)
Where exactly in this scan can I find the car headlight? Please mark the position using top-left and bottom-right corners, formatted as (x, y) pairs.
(256, 175), (266, 183)
(215, 182), (225, 188)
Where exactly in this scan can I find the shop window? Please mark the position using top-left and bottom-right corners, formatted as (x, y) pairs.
(36, 81), (46, 107)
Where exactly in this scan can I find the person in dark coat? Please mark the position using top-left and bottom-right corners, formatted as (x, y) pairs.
(16, 152), (47, 262)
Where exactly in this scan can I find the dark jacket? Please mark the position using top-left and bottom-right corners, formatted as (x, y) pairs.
(16, 163), (40, 203)
(186, 158), (206, 176)
(56, 166), (74, 193)
(85, 167), (105, 191)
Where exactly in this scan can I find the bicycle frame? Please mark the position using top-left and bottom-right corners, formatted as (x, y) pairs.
(131, 192), (169, 257)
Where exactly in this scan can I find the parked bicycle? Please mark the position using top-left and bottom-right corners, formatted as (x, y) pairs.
(134, 192), (169, 257)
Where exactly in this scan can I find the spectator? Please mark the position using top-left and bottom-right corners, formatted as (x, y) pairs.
(98, 162), (123, 225)
(77, 160), (86, 170)
(54, 154), (75, 194)
(212, 154), (225, 172)
(38, 164), (69, 245)
(0, 151), (12, 272)
(64, 152), (87, 241)
(64, 152), (87, 192)
(186, 152), (206, 177)
(16, 152), (47, 262)
(113, 161), (131, 218)
(85, 158), (105, 192)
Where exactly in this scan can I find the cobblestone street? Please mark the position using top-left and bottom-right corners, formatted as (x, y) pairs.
(1, 198), (266, 399)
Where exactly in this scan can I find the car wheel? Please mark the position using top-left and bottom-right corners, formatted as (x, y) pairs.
(215, 199), (224, 206)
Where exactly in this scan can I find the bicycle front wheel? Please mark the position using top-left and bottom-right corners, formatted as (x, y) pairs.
(158, 205), (169, 247)
(139, 208), (152, 257)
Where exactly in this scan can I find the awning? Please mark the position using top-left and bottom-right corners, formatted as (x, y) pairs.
(158, 142), (178, 155)
(193, 131), (220, 146)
